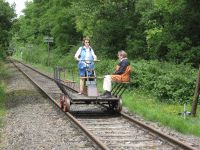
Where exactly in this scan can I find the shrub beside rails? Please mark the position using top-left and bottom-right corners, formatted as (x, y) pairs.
(131, 60), (197, 104)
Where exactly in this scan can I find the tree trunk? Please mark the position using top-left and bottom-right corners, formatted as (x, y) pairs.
(191, 65), (200, 116)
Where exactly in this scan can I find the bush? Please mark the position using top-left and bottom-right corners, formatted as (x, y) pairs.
(95, 59), (116, 75)
(0, 61), (10, 80)
(132, 60), (197, 104)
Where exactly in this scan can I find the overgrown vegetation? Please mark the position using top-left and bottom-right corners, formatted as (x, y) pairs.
(0, 61), (9, 139)
(132, 60), (197, 104)
(0, 83), (6, 127)
(0, 0), (15, 56)
(10, 0), (200, 66)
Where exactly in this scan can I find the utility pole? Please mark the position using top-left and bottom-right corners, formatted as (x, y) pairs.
(191, 65), (200, 116)
(27, 44), (33, 62)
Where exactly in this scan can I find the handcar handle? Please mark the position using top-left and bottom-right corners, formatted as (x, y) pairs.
(80, 60), (100, 62)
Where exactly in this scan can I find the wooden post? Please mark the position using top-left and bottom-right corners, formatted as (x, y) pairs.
(191, 65), (200, 116)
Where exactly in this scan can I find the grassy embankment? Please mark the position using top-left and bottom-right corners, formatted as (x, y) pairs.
(0, 61), (10, 140)
(123, 90), (200, 136)
(0, 84), (6, 129)
(13, 55), (200, 137)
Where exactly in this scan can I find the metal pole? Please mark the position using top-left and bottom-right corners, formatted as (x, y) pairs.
(47, 42), (50, 66)
(184, 103), (186, 119)
(29, 45), (33, 62)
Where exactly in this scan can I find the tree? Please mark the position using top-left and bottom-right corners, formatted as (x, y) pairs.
(71, 0), (138, 58)
(12, 0), (200, 66)
(0, 0), (16, 58)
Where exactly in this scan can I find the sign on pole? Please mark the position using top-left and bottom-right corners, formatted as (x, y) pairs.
(44, 37), (54, 43)
(44, 36), (54, 66)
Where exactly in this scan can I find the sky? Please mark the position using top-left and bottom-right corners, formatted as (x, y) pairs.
(6, 0), (31, 17)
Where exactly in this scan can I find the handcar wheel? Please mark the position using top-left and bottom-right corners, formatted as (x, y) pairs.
(115, 99), (122, 113)
(110, 102), (116, 109)
(108, 101), (117, 112)
(108, 102), (113, 109)
(63, 96), (70, 112)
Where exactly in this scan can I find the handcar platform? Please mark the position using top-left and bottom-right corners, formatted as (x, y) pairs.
(54, 66), (127, 112)
(70, 93), (119, 102)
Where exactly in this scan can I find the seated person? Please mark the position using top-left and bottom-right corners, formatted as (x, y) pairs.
(102, 50), (131, 98)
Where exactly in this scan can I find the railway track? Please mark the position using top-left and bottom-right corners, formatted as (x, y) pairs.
(11, 59), (197, 150)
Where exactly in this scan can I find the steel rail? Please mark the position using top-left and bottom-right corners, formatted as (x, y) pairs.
(12, 59), (78, 93)
(121, 112), (197, 150)
(11, 60), (109, 150)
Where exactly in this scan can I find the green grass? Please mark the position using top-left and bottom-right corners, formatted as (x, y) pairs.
(123, 89), (200, 137)
(0, 84), (6, 121)
(30, 63), (54, 74)
(0, 62), (7, 140)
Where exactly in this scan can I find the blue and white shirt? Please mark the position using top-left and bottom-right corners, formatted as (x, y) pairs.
(74, 46), (97, 61)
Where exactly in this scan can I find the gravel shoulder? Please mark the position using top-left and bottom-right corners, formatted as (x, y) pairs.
(0, 63), (96, 150)
(123, 107), (200, 149)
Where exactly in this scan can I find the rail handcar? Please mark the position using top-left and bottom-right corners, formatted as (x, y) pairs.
(54, 61), (129, 113)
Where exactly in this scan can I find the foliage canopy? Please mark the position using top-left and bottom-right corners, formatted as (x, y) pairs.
(0, 0), (15, 58)
(10, 0), (199, 65)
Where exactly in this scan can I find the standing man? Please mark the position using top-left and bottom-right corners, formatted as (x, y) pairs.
(74, 37), (97, 94)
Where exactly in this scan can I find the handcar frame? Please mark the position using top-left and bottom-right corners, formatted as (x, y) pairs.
(53, 64), (129, 113)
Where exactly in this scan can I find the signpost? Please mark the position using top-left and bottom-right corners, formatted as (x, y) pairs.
(27, 44), (33, 62)
(44, 36), (54, 66)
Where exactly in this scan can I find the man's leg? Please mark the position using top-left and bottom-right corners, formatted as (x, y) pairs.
(79, 68), (86, 94)
(102, 75), (112, 97)
(79, 78), (85, 94)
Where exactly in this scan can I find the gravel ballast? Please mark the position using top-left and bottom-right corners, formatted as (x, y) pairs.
(0, 63), (96, 150)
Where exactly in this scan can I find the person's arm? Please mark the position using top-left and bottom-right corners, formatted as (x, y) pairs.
(74, 47), (82, 61)
(113, 64), (126, 75)
(91, 48), (97, 60)
(113, 60), (129, 75)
